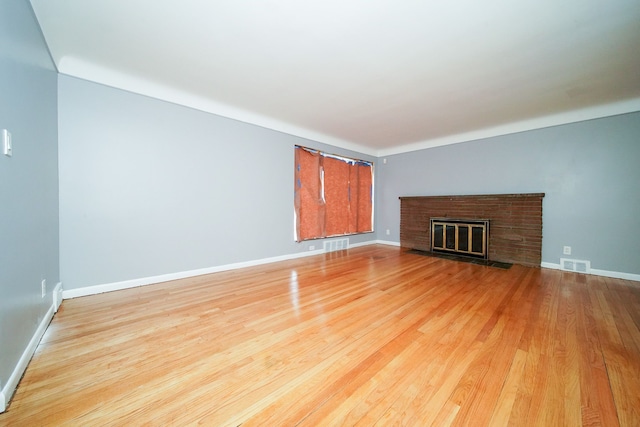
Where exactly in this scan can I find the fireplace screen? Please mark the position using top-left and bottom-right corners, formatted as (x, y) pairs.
(431, 219), (488, 259)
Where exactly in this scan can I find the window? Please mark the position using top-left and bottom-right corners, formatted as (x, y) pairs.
(294, 145), (373, 241)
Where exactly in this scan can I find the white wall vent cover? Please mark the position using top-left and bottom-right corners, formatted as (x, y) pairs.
(560, 258), (591, 274)
(324, 238), (349, 253)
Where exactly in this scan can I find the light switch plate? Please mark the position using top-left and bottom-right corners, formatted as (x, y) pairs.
(2, 129), (12, 157)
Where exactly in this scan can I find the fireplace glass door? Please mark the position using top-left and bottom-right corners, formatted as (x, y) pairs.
(431, 219), (488, 259)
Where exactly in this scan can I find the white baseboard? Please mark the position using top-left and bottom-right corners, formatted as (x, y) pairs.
(372, 239), (401, 247)
(63, 249), (330, 299)
(64, 241), (400, 299)
(59, 247), (640, 301)
(1, 303), (55, 413)
(590, 268), (640, 281)
(541, 262), (562, 270)
(541, 262), (640, 282)
(53, 282), (63, 312)
(83, 241), (640, 303)
(62, 241), (404, 300)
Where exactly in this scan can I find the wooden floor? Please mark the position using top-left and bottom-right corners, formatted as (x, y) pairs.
(2, 245), (639, 426)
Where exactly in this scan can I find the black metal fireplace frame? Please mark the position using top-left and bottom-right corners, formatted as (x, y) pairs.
(430, 218), (489, 260)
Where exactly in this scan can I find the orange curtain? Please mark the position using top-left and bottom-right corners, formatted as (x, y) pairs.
(355, 162), (373, 232)
(348, 164), (360, 233)
(295, 146), (373, 241)
(294, 148), (324, 241)
(323, 156), (351, 236)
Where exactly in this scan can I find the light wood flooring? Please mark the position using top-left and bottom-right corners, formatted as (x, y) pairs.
(1, 245), (639, 426)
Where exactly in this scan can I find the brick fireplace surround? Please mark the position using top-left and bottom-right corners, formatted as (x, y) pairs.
(400, 193), (544, 267)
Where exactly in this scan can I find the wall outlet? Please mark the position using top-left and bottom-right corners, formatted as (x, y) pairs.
(386, 229), (390, 235)
(41, 279), (46, 298)
(309, 245), (315, 251)
(563, 246), (571, 255)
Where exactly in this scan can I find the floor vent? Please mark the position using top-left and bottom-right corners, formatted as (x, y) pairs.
(324, 238), (349, 253)
(560, 258), (591, 274)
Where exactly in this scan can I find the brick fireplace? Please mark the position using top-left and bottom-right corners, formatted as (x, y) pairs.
(400, 193), (544, 267)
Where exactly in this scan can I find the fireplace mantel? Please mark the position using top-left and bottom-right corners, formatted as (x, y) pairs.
(399, 193), (544, 267)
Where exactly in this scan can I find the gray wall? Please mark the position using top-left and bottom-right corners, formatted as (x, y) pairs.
(377, 111), (640, 275)
(0, 0), (59, 394)
(58, 75), (377, 290)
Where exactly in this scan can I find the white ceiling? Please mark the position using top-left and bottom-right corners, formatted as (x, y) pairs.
(30, 0), (640, 156)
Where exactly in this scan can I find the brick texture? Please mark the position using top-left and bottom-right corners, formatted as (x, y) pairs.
(400, 193), (544, 267)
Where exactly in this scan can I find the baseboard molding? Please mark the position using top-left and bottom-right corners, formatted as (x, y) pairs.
(540, 262), (562, 270)
(1, 303), (55, 413)
(63, 250), (327, 299)
(372, 239), (401, 247)
(59, 240), (429, 301)
(63, 241), (396, 299)
(59, 246), (640, 301)
(541, 262), (640, 282)
(590, 268), (640, 282)
(53, 282), (63, 312)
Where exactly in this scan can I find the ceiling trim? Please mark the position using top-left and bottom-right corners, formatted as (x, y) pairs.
(59, 57), (640, 159)
(57, 57), (378, 157)
(377, 98), (640, 157)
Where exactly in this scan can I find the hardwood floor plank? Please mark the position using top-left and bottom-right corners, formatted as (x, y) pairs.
(401, 340), (483, 426)
(576, 275), (619, 427)
(590, 277), (640, 427)
(1, 245), (638, 426)
(489, 347), (528, 426)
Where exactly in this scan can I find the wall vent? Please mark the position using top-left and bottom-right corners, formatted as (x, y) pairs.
(324, 238), (349, 253)
(560, 258), (591, 274)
